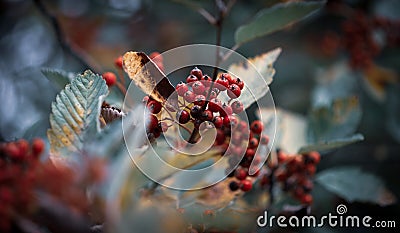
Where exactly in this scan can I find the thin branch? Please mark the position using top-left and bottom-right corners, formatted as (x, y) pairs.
(197, 8), (217, 25)
(33, 0), (101, 72)
(221, 43), (240, 62)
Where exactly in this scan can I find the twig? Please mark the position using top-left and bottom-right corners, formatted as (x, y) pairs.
(33, 0), (101, 72)
(197, 8), (217, 25)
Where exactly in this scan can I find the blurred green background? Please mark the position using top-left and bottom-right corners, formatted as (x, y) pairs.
(0, 0), (399, 232)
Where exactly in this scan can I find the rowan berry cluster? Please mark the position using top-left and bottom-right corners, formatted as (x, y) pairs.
(342, 11), (400, 69)
(0, 138), (44, 231)
(227, 120), (269, 193)
(260, 150), (321, 205)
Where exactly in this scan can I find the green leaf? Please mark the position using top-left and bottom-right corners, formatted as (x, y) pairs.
(222, 48), (281, 109)
(47, 70), (108, 155)
(308, 96), (362, 142)
(41, 68), (76, 90)
(235, 1), (325, 44)
(298, 134), (364, 154)
(316, 167), (396, 206)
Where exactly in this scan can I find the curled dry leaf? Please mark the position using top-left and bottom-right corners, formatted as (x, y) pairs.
(122, 51), (178, 110)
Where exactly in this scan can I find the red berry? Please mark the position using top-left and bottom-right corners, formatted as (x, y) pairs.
(307, 151), (321, 164)
(260, 135), (269, 145)
(192, 81), (206, 94)
(229, 181), (240, 191)
(245, 148), (256, 158)
(190, 105), (202, 118)
(221, 73), (234, 84)
(17, 139), (29, 155)
(32, 138), (45, 157)
(227, 84), (241, 99)
(183, 91), (196, 102)
(102, 72), (117, 86)
(215, 129), (226, 145)
(277, 151), (288, 164)
(248, 137), (259, 149)
(212, 116), (223, 128)
(176, 82), (188, 96)
(190, 67), (203, 79)
(231, 100), (244, 114)
(176, 110), (190, 124)
(186, 75), (198, 84)
(240, 179), (252, 192)
(300, 194), (313, 205)
(306, 164), (316, 175)
(201, 75), (212, 87)
(216, 76), (229, 91)
(115, 56), (123, 69)
(205, 88), (218, 99)
(234, 78), (244, 90)
(219, 103), (233, 117)
(201, 110), (213, 121)
(208, 98), (221, 112)
(223, 115), (238, 128)
(194, 95), (206, 106)
(147, 100), (162, 114)
(147, 114), (159, 131)
(235, 168), (248, 180)
(142, 96), (150, 103)
(250, 120), (263, 134)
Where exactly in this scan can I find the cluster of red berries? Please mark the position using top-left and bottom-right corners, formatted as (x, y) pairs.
(342, 11), (400, 70)
(0, 139), (45, 231)
(142, 95), (168, 142)
(260, 150), (321, 205)
(226, 120), (269, 193)
(175, 67), (244, 127)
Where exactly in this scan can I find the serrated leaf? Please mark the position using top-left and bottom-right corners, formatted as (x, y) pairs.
(298, 134), (364, 154)
(316, 167), (396, 206)
(235, 1), (325, 44)
(308, 96), (361, 142)
(222, 48), (281, 109)
(41, 68), (76, 90)
(47, 70), (108, 155)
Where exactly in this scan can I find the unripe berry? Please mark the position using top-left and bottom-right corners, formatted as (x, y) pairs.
(192, 81), (206, 94)
(114, 56), (123, 69)
(147, 100), (162, 114)
(190, 67), (203, 79)
(250, 120), (263, 134)
(177, 110), (190, 124)
(240, 179), (252, 192)
(231, 100), (244, 114)
(227, 84), (241, 99)
(176, 82), (188, 96)
(102, 72), (117, 86)
(183, 91), (196, 102)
